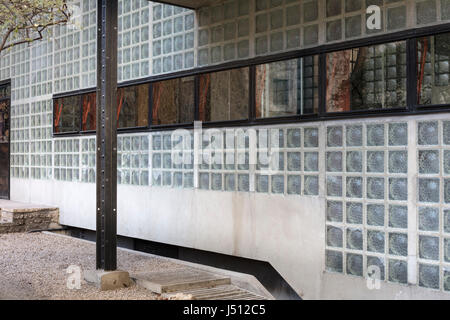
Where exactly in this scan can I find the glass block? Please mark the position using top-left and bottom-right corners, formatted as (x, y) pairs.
(419, 207), (440, 231)
(162, 171), (172, 186)
(367, 151), (384, 173)
(388, 205), (407, 229)
(419, 150), (440, 174)
(346, 151), (362, 173)
(445, 209), (450, 233)
(346, 253), (363, 276)
(224, 174), (235, 191)
(346, 202), (362, 224)
(327, 126), (343, 147)
(184, 172), (193, 188)
(416, 0), (437, 24)
(389, 233), (408, 256)
(304, 152), (318, 172)
(387, 6), (406, 30)
(367, 204), (385, 226)
(367, 256), (385, 281)
(346, 125), (363, 147)
(388, 151), (407, 174)
(445, 238), (450, 263)
(271, 175), (284, 194)
(347, 228), (363, 250)
(389, 259), (407, 284)
(238, 174), (249, 192)
(419, 235), (439, 260)
(367, 230), (385, 253)
(367, 177), (385, 199)
(326, 250), (343, 273)
(345, 15), (361, 38)
(287, 175), (301, 195)
(152, 135), (161, 150)
(286, 152), (301, 172)
(389, 178), (408, 201)
(327, 175), (342, 197)
(304, 175), (319, 195)
(444, 151), (450, 174)
(327, 226), (343, 248)
(199, 172), (209, 190)
(444, 121), (450, 145)
(418, 122), (439, 145)
(286, 128), (301, 148)
(419, 264), (439, 289)
(327, 20), (342, 42)
(347, 177), (363, 198)
(211, 173), (222, 191)
(326, 152), (342, 172)
(327, 201), (343, 222)
(304, 127), (319, 147)
(388, 123), (408, 146)
(445, 179), (450, 203)
(419, 178), (440, 203)
(256, 174), (269, 193)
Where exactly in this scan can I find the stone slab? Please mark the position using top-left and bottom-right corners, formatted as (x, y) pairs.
(84, 270), (132, 291)
(131, 269), (231, 293)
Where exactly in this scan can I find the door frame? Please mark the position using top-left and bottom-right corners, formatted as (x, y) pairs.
(0, 79), (11, 200)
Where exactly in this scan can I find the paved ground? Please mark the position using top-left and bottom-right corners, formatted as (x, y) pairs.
(0, 232), (185, 300)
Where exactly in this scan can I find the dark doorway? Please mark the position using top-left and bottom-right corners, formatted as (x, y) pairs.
(0, 82), (10, 199)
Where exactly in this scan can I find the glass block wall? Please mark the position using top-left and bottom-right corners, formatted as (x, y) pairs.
(416, 120), (450, 291)
(325, 122), (410, 284)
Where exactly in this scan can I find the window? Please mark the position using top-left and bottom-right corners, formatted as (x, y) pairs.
(54, 95), (81, 133)
(417, 33), (450, 106)
(81, 92), (96, 131)
(152, 76), (195, 125)
(326, 41), (407, 112)
(199, 67), (249, 122)
(117, 83), (149, 128)
(255, 56), (319, 118)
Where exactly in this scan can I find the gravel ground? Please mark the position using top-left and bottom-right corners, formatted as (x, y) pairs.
(0, 232), (184, 300)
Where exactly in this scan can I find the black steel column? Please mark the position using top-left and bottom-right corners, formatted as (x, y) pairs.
(96, 0), (118, 271)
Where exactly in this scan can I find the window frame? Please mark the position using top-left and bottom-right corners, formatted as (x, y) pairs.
(52, 22), (450, 137)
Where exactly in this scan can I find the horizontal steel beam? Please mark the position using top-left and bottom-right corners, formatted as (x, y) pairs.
(149, 0), (223, 10)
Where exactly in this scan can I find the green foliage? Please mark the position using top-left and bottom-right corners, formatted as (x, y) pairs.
(0, 0), (71, 52)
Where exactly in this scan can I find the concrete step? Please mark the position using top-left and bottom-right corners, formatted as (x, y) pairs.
(172, 284), (268, 300)
(131, 269), (231, 294)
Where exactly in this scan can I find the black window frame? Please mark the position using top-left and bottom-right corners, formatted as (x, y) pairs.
(52, 22), (450, 138)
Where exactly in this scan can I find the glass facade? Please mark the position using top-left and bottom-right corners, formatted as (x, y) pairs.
(417, 33), (450, 106)
(152, 76), (195, 125)
(326, 41), (407, 112)
(199, 67), (249, 122)
(255, 56), (319, 118)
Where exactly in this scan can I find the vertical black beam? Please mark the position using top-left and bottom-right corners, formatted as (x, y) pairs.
(318, 54), (327, 116)
(407, 38), (418, 111)
(96, 0), (118, 271)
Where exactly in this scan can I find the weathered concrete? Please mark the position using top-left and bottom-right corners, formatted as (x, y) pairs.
(0, 200), (59, 234)
(84, 270), (132, 291)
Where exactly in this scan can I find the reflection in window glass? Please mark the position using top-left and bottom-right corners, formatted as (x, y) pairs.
(255, 56), (319, 118)
(117, 84), (149, 128)
(54, 95), (81, 133)
(199, 68), (249, 122)
(326, 41), (407, 112)
(417, 33), (450, 105)
(81, 92), (96, 131)
(152, 77), (195, 125)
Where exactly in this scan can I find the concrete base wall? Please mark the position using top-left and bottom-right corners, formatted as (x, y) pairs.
(10, 177), (450, 299)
